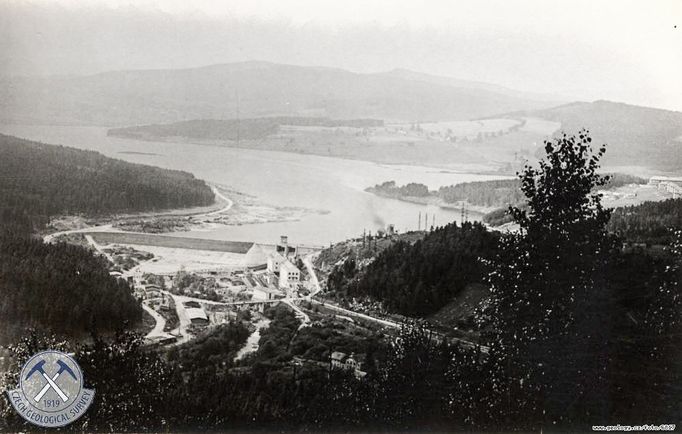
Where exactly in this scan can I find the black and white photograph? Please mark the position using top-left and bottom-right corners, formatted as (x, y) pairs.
(0, 0), (680, 431)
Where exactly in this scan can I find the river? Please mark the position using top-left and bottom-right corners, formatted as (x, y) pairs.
(0, 124), (508, 245)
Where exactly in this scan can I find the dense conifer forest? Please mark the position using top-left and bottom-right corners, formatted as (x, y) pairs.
(0, 134), (216, 343)
(1, 132), (680, 431)
(0, 233), (142, 343)
(369, 173), (645, 210)
(0, 134), (214, 229)
(328, 222), (499, 316)
(437, 179), (524, 207)
(607, 198), (682, 244)
(485, 193), (682, 241)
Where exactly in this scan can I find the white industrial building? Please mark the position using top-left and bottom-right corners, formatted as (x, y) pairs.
(252, 286), (280, 301)
(278, 260), (300, 289)
(649, 176), (682, 199)
(186, 307), (209, 325)
(267, 252), (286, 273)
(659, 182), (682, 199)
(243, 244), (269, 269)
(648, 176), (682, 186)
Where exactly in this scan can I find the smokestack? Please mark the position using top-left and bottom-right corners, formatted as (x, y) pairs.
(418, 212), (421, 230)
(425, 213), (428, 231)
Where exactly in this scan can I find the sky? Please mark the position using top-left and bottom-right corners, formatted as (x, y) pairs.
(1, 0), (681, 110)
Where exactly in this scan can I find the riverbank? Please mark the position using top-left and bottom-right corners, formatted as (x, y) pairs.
(46, 183), (327, 240)
(364, 189), (498, 215)
(107, 129), (507, 175)
(44, 184), (229, 236)
(3, 123), (506, 245)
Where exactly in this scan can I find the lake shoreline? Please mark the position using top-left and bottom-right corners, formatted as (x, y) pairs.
(363, 189), (499, 215)
(3, 123), (510, 245)
(106, 130), (510, 176)
(47, 184), (328, 239)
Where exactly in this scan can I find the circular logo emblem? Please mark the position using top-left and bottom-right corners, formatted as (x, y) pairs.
(7, 350), (95, 428)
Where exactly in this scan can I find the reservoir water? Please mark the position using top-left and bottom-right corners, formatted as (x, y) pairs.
(1, 124), (508, 245)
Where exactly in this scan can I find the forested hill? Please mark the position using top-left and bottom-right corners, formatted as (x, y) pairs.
(0, 134), (214, 229)
(1, 61), (556, 126)
(521, 101), (682, 170)
(0, 233), (142, 344)
(607, 198), (682, 245)
(327, 222), (499, 316)
(0, 134), (214, 343)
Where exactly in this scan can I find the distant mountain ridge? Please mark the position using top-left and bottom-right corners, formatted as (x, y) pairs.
(519, 100), (682, 171)
(382, 68), (565, 103)
(0, 61), (560, 126)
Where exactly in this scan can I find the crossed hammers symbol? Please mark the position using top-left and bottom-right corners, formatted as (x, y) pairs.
(25, 359), (77, 402)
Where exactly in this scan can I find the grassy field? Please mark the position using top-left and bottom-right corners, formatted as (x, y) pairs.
(391, 118), (521, 138)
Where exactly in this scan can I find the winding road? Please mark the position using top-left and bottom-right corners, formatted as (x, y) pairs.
(141, 302), (173, 340)
(42, 186), (483, 352)
(84, 234), (117, 264)
(302, 252), (322, 298)
(42, 185), (236, 344)
(202, 186), (234, 217)
(161, 291), (193, 345)
(43, 224), (114, 244)
(283, 299), (311, 330)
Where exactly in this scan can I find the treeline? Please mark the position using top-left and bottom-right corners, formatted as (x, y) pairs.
(2, 132), (681, 431)
(0, 134), (209, 342)
(0, 134), (214, 229)
(5, 260), (679, 433)
(437, 179), (524, 207)
(367, 179), (523, 207)
(485, 194), (682, 242)
(607, 198), (682, 244)
(328, 222), (499, 316)
(482, 173), (648, 227)
(604, 172), (648, 188)
(0, 231), (142, 344)
(370, 174), (647, 212)
(108, 116), (384, 141)
(525, 100), (682, 171)
(167, 321), (251, 374)
(366, 180), (430, 198)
